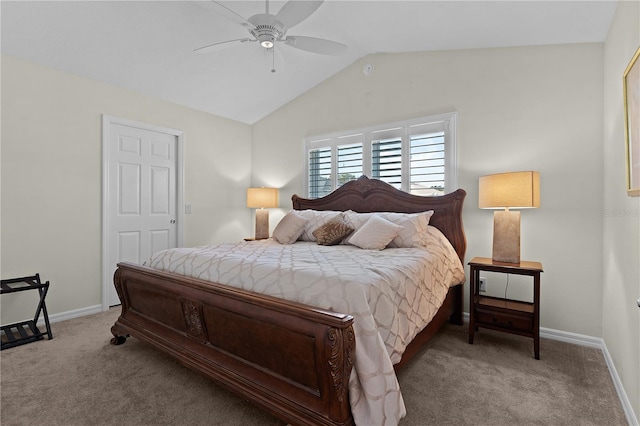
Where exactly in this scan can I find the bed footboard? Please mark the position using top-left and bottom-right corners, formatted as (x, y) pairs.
(110, 262), (355, 426)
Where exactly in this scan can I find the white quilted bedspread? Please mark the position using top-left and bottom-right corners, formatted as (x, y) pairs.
(145, 226), (464, 426)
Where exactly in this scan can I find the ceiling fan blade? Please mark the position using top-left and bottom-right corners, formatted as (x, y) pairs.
(283, 36), (347, 56)
(198, 1), (256, 30)
(194, 38), (253, 53)
(275, 0), (324, 29)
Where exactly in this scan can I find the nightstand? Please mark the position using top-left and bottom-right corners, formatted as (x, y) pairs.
(468, 257), (543, 359)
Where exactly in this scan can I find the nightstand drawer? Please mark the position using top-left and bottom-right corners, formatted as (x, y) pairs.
(475, 309), (533, 333)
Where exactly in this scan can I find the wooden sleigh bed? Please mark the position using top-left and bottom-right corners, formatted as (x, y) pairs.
(110, 176), (466, 426)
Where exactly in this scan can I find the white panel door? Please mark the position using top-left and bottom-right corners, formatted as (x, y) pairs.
(105, 121), (180, 306)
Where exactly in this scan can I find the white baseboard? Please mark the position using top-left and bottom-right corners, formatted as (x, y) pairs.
(600, 340), (639, 426)
(38, 304), (104, 326)
(463, 312), (638, 426)
(539, 326), (603, 348)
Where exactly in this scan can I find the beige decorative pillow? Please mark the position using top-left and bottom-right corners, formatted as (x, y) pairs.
(312, 216), (354, 246)
(348, 215), (403, 250)
(272, 211), (308, 244)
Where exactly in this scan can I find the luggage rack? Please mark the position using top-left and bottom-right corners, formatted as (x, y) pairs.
(1, 274), (53, 350)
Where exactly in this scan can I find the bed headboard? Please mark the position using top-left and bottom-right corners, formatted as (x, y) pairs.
(292, 176), (467, 263)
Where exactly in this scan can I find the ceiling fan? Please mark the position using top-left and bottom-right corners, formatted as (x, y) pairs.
(194, 0), (348, 64)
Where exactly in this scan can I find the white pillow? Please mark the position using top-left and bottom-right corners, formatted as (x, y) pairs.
(296, 210), (343, 242)
(272, 211), (308, 244)
(348, 215), (403, 250)
(343, 210), (434, 248)
(384, 211), (434, 248)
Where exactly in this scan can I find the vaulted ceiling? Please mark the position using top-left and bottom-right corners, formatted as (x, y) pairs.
(1, 1), (617, 124)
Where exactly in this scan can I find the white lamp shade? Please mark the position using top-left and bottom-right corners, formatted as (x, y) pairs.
(479, 171), (540, 209)
(246, 187), (278, 209)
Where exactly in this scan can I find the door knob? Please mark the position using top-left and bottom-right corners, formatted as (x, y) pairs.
(637, 297), (640, 308)
(170, 219), (176, 224)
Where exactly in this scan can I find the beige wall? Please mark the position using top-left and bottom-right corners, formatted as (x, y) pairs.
(1, 55), (252, 323)
(252, 43), (605, 337)
(603, 0), (640, 419)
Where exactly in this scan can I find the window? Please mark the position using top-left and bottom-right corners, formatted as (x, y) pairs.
(305, 113), (457, 198)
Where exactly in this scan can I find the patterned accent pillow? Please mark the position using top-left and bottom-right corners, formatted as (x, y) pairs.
(348, 215), (404, 250)
(296, 210), (343, 242)
(343, 210), (434, 248)
(272, 211), (308, 244)
(312, 216), (354, 246)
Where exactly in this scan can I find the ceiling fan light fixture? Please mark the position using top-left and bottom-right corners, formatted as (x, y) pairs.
(260, 38), (274, 48)
(253, 24), (281, 49)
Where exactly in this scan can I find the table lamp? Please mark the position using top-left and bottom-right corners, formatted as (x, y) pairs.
(479, 171), (540, 264)
(247, 187), (279, 239)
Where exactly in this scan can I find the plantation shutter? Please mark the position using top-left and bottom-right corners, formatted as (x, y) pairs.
(408, 121), (448, 195)
(409, 131), (446, 195)
(371, 139), (402, 189)
(337, 142), (363, 187)
(308, 146), (332, 198)
(371, 127), (403, 189)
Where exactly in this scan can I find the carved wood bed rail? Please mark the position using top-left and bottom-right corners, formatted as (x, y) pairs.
(110, 176), (466, 426)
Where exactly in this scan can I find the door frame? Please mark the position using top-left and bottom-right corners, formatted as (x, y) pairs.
(101, 115), (185, 311)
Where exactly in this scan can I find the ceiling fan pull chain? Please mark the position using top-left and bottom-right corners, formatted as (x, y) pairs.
(271, 48), (276, 73)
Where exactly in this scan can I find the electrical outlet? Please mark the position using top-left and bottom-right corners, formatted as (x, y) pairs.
(479, 277), (487, 293)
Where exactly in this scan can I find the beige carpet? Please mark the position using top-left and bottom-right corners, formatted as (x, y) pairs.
(0, 308), (627, 426)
